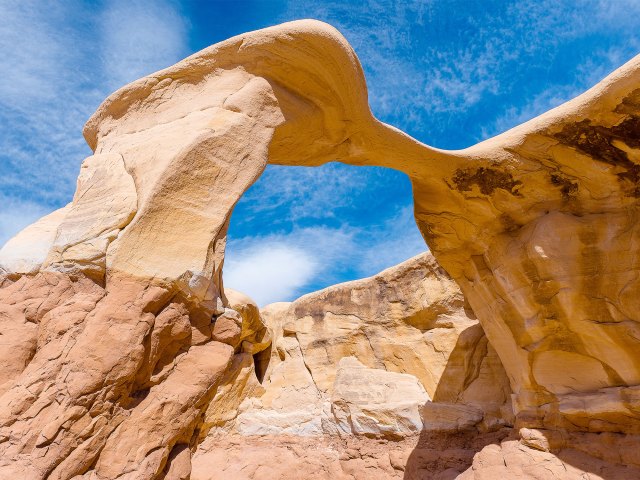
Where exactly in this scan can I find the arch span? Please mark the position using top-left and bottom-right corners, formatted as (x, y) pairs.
(1, 19), (640, 478)
(81, 19), (640, 426)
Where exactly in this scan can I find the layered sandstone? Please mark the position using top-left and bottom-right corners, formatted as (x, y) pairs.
(187, 252), (515, 479)
(0, 18), (639, 479)
(221, 253), (511, 438)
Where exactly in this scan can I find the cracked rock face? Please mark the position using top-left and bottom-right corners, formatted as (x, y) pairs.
(0, 18), (639, 480)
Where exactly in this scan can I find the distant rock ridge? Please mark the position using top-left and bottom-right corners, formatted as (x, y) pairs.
(1, 18), (640, 479)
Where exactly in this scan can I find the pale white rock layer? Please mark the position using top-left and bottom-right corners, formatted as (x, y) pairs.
(0, 205), (69, 275)
(331, 356), (430, 437)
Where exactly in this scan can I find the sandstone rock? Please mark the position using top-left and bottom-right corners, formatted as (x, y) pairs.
(409, 64), (640, 430)
(1, 17), (639, 479)
(200, 253), (509, 446)
(263, 253), (510, 405)
(244, 252), (512, 438)
(225, 288), (268, 345)
(43, 153), (137, 282)
(0, 205), (69, 275)
(212, 308), (242, 347)
(201, 352), (263, 432)
(90, 342), (233, 480)
(331, 356), (429, 438)
(233, 333), (328, 437)
(457, 437), (640, 480)
(421, 403), (484, 433)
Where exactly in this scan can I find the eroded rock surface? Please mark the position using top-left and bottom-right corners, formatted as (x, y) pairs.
(218, 252), (511, 438)
(0, 18), (639, 479)
(191, 253), (513, 478)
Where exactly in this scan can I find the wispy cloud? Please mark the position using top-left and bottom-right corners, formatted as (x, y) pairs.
(482, 41), (640, 139)
(0, 0), (189, 243)
(224, 206), (426, 306)
(100, 0), (189, 91)
(0, 196), (50, 247)
(282, 0), (640, 145)
(234, 163), (393, 227)
(224, 226), (357, 306)
(0, 1), (97, 206)
(482, 84), (581, 139)
(223, 243), (317, 307)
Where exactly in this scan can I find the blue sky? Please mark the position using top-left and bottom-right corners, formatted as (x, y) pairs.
(1, 1), (639, 305)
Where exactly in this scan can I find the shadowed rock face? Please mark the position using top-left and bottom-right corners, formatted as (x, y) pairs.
(0, 18), (639, 479)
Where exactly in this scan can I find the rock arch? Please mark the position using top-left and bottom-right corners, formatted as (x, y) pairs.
(1, 19), (640, 479)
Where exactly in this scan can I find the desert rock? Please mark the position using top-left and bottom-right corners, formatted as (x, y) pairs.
(0, 18), (639, 479)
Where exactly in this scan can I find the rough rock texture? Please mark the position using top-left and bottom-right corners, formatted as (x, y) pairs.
(190, 431), (640, 480)
(1, 18), (639, 479)
(213, 253), (511, 439)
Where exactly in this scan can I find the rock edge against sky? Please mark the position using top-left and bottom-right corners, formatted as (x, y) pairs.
(0, 19), (639, 480)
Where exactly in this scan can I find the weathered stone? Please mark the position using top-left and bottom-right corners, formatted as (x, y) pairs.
(212, 309), (242, 348)
(331, 356), (429, 438)
(0, 205), (69, 275)
(0, 17), (639, 479)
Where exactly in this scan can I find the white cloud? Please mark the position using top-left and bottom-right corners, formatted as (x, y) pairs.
(482, 40), (640, 139)
(482, 84), (581, 139)
(224, 225), (359, 305)
(224, 207), (427, 306)
(0, 1), (97, 204)
(283, 0), (640, 143)
(0, 0), (189, 238)
(237, 163), (389, 226)
(223, 244), (317, 307)
(0, 2), (67, 105)
(100, 0), (189, 91)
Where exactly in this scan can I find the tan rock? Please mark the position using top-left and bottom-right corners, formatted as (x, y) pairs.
(420, 403), (484, 433)
(458, 436), (640, 480)
(205, 253), (511, 448)
(0, 205), (69, 275)
(0, 17), (639, 479)
(212, 308), (242, 347)
(245, 253), (512, 437)
(225, 288), (268, 345)
(201, 352), (262, 432)
(262, 253), (502, 400)
(43, 153), (137, 282)
(92, 342), (233, 480)
(233, 333), (328, 436)
(331, 356), (429, 438)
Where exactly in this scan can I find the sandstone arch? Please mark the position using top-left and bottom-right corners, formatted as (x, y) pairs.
(1, 19), (640, 479)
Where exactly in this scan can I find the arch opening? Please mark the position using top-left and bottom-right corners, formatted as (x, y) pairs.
(222, 162), (426, 307)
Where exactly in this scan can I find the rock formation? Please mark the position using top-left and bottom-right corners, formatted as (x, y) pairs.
(1, 18), (639, 479)
(188, 252), (515, 479)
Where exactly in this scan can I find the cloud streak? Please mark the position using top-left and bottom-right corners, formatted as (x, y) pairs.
(282, 0), (640, 146)
(100, 0), (189, 91)
(224, 206), (427, 306)
(0, 196), (51, 247)
(223, 243), (317, 307)
(0, 0), (189, 243)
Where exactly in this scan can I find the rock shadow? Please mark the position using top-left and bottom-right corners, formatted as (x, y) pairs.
(403, 327), (640, 479)
(403, 427), (509, 479)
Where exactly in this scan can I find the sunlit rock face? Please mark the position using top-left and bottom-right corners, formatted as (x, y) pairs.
(239, 252), (511, 439)
(412, 77), (640, 434)
(187, 252), (514, 479)
(1, 18), (639, 480)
